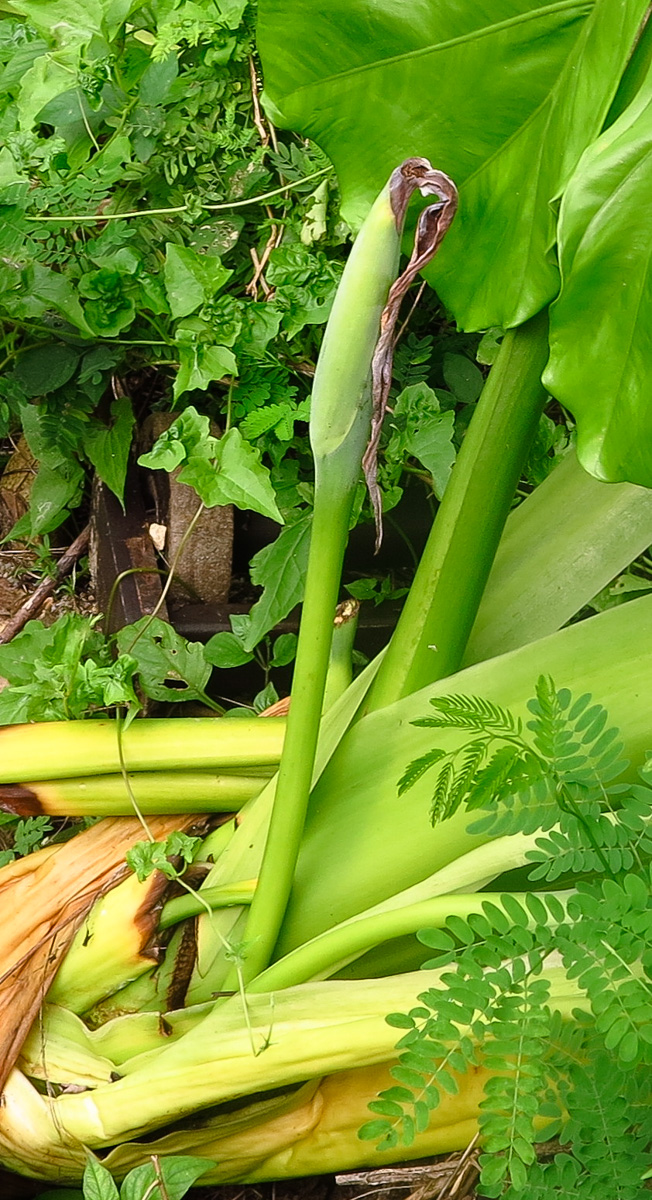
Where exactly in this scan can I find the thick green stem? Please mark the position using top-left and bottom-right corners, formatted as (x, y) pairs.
(366, 310), (550, 710)
(159, 880), (256, 930)
(0, 718), (285, 782)
(235, 487), (354, 983)
(0, 771), (267, 817)
(225, 166), (441, 985)
(323, 600), (359, 712)
(249, 891), (569, 993)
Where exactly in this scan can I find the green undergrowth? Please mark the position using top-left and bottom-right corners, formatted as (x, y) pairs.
(0, 0), (575, 668)
(362, 676), (652, 1197)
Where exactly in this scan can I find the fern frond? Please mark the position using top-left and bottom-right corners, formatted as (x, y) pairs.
(478, 973), (552, 1196)
(420, 692), (521, 736)
(431, 760), (455, 824)
(446, 739), (487, 817)
(397, 748), (446, 795)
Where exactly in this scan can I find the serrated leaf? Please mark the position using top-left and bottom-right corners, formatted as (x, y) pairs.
(236, 515), (311, 652)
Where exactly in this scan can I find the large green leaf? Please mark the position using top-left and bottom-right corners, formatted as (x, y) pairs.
(260, 1), (590, 224)
(258, 0), (648, 329)
(544, 65), (652, 486)
(433, 0), (650, 327)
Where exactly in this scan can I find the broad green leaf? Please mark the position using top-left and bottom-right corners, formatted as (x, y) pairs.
(83, 392), (136, 504)
(270, 631), (298, 667)
(119, 1156), (213, 1200)
(258, 1), (590, 233)
(79, 269), (136, 337)
(238, 301), (282, 356)
(259, 0), (647, 329)
(139, 52), (179, 105)
(17, 50), (80, 130)
(116, 617), (211, 704)
(165, 243), (232, 319)
(407, 409), (456, 499)
(28, 460), (85, 534)
(173, 342), (237, 399)
(28, 262), (93, 335)
(442, 354), (484, 404)
(0, 619), (58, 685)
(253, 680), (280, 712)
(13, 343), (80, 396)
(392, 383), (456, 498)
(82, 1156), (119, 1200)
(204, 630), (254, 668)
(0, 147), (29, 205)
(5, 0), (138, 43)
(237, 514), (312, 652)
(432, 0), (650, 327)
(138, 406), (216, 472)
(215, 0), (248, 28)
(544, 65), (652, 486)
(178, 427), (283, 522)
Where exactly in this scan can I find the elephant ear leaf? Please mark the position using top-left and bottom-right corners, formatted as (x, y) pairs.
(431, 0), (651, 330)
(258, 0), (590, 232)
(258, 0), (648, 331)
(544, 66), (652, 488)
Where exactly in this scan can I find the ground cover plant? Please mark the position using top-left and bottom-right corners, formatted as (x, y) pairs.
(1, 1), (652, 1198)
(0, 0), (480, 665)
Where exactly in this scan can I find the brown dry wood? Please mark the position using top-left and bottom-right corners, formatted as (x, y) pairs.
(140, 413), (234, 608)
(0, 526), (90, 645)
(91, 464), (170, 633)
(0, 812), (209, 1092)
(0, 437), (33, 540)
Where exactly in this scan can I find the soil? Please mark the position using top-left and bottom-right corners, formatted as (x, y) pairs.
(0, 1161), (482, 1200)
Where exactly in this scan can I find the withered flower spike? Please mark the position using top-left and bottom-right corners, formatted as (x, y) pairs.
(364, 160), (458, 552)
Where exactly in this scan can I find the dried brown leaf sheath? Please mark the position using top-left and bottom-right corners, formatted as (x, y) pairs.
(0, 814), (209, 1091)
(364, 159), (458, 550)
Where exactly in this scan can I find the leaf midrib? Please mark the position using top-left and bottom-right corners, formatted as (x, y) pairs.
(277, 0), (594, 101)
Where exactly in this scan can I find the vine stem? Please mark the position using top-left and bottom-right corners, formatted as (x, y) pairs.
(365, 309), (550, 711)
(26, 168), (332, 224)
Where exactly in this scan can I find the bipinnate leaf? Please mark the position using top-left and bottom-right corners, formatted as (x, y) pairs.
(544, 65), (652, 488)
